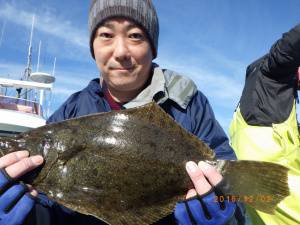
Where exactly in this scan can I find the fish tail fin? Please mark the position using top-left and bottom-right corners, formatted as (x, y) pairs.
(217, 160), (289, 214)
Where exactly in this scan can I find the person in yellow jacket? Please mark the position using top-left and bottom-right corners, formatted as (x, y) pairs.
(230, 24), (300, 225)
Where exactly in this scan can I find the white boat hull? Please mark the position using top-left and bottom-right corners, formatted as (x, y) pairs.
(0, 109), (45, 135)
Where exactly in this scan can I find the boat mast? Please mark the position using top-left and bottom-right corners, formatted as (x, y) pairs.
(52, 57), (56, 77)
(22, 15), (35, 100)
(46, 57), (56, 117)
(36, 40), (41, 72)
(36, 40), (43, 107)
(36, 40), (41, 109)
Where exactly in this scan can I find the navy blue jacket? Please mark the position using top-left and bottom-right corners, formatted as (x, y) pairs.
(23, 78), (243, 225)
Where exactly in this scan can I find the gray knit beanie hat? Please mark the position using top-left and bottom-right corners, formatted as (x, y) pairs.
(88, 0), (159, 59)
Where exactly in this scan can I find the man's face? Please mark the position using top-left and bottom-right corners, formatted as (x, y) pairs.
(93, 18), (153, 94)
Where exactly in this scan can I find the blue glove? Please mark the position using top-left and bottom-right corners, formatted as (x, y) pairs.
(174, 188), (236, 225)
(0, 169), (35, 225)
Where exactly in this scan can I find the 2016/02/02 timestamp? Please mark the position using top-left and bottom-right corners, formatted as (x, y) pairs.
(214, 195), (273, 203)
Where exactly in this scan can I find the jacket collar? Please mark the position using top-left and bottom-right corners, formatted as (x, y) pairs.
(124, 64), (197, 109)
(123, 64), (165, 109)
(86, 78), (103, 95)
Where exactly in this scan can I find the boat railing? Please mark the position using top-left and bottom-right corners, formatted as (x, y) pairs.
(0, 95), (43, 116)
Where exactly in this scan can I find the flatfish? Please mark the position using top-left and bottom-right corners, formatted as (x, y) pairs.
(0, 102), (289, 225)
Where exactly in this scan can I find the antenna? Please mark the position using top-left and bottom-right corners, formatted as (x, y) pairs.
(30, 47), (55, 84)
(45, 57), (56, 118)
(22, 15), (35, 101)
(52, 57), (56, 77)
(36, 40), (42, 72)
(23, 15), (35, 81)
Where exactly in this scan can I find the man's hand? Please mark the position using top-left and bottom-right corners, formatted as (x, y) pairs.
(174, 161), (236, 225)
(0, 151), (44, 225)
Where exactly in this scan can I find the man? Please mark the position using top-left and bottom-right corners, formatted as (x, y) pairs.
(0, 1), (244, 224)
(230, 24), (300, 225)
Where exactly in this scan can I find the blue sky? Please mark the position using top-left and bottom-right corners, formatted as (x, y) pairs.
(0, 0), (300, 132)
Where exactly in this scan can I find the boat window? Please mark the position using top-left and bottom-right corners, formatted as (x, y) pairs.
(0, 95), (43, 116)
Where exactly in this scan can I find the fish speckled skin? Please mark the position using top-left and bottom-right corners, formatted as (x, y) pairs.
(0, 102), (289, 225)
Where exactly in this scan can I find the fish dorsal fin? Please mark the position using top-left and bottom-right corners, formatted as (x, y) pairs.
(124, 102), (215, 160)
(102, 195), (181, 225)
(125, 102), (179, 130)
(56, 187), (181, 225)
(61, 194), (182, 225)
